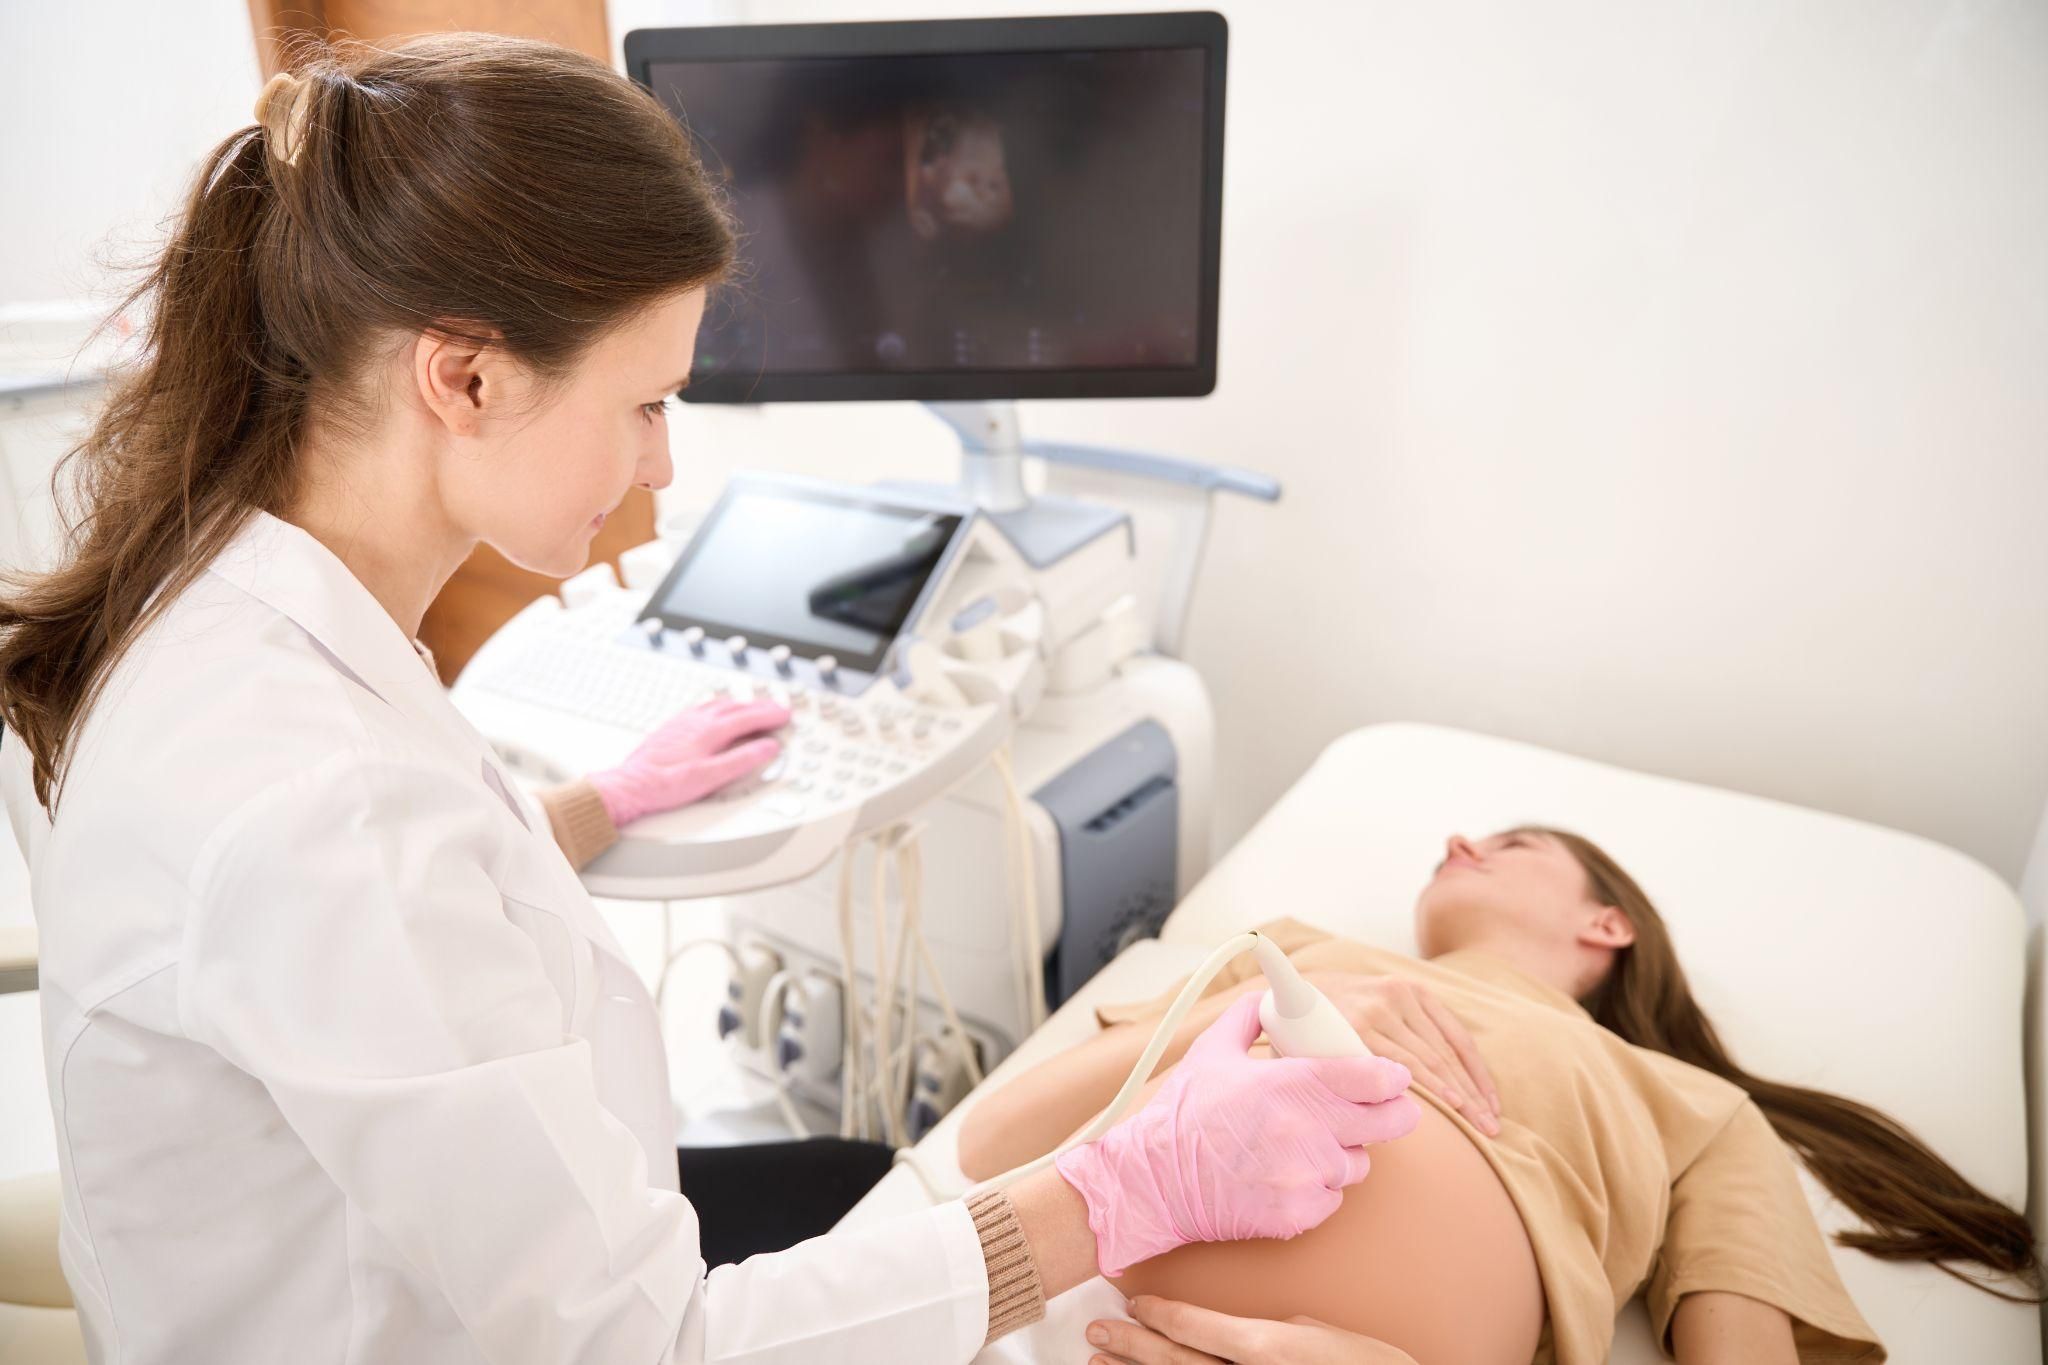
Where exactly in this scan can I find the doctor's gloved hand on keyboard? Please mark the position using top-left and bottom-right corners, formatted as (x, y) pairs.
(1054, 993), (1419, 1279)
(586, 698), (792, 826)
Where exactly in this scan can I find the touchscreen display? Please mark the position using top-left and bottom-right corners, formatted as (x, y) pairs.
(648, 488), (963, 671)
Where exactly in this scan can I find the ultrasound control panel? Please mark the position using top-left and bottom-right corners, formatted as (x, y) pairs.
(450, 476), (1009, 899)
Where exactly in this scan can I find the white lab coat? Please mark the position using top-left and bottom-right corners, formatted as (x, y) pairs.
(0, 509), (992, 1364)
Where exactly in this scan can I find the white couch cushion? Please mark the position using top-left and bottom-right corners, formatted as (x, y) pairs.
(1163, 722), (2034, 1363)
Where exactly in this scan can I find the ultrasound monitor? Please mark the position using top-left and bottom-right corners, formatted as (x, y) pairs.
(624, 13), (1227, 403)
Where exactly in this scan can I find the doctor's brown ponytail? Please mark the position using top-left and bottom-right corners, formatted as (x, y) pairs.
(1526, 825), (2044, 1303)
(0, 33), (733, 815)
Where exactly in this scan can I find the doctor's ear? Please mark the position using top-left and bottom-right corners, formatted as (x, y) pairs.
(1580, 905), (1636, 952)
(411, 326), (518, 436)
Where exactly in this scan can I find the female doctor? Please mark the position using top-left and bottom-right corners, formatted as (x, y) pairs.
(0, 34), (1419, 1365)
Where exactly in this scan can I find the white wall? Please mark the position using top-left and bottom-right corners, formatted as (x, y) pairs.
(0, 2), (260, 305)
(621, 0), (2048, 885)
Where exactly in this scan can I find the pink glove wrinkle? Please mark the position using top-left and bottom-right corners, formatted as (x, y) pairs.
(1054, 991), (1418, 1278)
(586, 697), (791, 827)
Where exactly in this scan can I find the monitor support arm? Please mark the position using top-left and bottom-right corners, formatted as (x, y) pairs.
(924, 400), (1030, 513)
(920, 401), (1282, 658)
(922, 399), (1281, 509)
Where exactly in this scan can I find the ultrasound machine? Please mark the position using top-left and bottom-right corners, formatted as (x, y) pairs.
(449, 11), (1278, 1145)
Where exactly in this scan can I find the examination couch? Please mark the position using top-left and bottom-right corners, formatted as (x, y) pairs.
(845, 721), (2045, 1363)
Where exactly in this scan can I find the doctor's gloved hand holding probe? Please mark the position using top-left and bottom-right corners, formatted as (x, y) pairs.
(978, 933), (1418, 1279)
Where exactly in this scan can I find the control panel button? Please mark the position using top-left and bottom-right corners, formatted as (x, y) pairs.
(816, 654), (840, 685)
(725, 634), (748, 661)
(769, 644), (793, 673)
(680, 626), (706, 654)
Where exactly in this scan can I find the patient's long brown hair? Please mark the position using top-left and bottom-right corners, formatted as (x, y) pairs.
(0, 33), (732, 816)
(1524, 825), (2043, 1301)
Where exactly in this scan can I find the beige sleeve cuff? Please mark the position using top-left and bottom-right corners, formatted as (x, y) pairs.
(967, 1186), (1046, 1345)
(534, 779), (620, 871)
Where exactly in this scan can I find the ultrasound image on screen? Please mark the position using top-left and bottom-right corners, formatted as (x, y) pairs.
(645, 48), (1209, 381)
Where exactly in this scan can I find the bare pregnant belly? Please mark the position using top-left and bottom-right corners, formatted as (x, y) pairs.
(1115, 1098), (1545, 1364)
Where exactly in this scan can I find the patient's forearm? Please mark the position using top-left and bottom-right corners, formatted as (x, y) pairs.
(956, 978), (1262, 1180)
(1671, 1291), (1797, 1364)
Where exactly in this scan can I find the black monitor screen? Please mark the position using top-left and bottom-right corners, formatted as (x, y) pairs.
(631, 14), (1225, 402)
(645, 485), (965, 673)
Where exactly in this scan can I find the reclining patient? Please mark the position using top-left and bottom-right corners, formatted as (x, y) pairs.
(957, 827), (2042, 1364)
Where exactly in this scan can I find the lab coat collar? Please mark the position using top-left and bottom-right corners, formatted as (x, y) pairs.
(202, 509), (651, 981)
(204, 509), (507, 794)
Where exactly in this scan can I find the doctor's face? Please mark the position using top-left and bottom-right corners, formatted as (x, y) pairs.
(1411, 829), (1601, 957)
(471, 287), (703, 577)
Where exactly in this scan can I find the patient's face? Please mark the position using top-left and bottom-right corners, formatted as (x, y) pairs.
(1412, 830), (1596, 956)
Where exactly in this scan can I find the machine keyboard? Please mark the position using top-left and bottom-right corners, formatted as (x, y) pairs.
(473, 637), (719, 734)
(466, 636), (969, 814)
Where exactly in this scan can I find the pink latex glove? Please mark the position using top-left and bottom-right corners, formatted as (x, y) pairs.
(586, 698), (791, 827)
(1054, 991), (1419, 1278)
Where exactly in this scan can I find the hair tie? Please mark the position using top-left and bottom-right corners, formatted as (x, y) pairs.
(253, 72), (312, 168)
